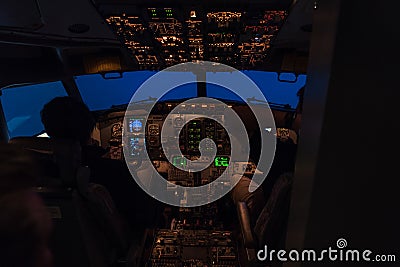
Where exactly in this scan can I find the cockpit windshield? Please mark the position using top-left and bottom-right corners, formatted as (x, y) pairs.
(75, 70), (306, 111)
(1, 70), (305, 138)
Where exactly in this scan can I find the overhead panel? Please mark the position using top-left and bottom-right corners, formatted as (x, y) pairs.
(101, 5), (288, 70)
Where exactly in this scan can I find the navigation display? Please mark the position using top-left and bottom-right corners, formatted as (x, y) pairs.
(128, 118), (144, 133)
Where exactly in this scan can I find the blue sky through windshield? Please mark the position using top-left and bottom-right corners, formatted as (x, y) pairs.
(76, 71), (306, 111)
(1, 81), (67, 138)
(2, 70), (306, 138)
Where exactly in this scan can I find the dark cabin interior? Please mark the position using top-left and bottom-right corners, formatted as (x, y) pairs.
(0, 0), (399, 267)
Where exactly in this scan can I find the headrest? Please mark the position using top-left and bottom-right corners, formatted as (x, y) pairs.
(52, 138), (82, 188)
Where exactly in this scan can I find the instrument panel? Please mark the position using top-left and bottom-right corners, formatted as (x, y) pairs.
(95, 100), (296, 263)
(96, 101), (259, 192)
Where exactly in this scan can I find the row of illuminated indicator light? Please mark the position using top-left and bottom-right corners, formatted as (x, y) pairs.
(127, 118), (217, 135)
(128, 119), (219, 138)
(149, 8), (241, 20)
(127, 119), (276, 135)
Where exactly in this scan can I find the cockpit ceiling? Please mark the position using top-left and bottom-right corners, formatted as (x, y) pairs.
(0, 0), (311, 83)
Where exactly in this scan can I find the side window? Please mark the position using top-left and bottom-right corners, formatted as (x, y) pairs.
(1, 81), (67, 138)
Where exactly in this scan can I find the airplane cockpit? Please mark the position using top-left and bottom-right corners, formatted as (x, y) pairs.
(0, 1), (309, 266)
(3, 0), (398, 267)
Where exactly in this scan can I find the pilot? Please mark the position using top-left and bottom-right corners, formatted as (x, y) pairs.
(40, 96), (159, 231)
(0, 144), (53, 267)
(40, 96), (106, 162)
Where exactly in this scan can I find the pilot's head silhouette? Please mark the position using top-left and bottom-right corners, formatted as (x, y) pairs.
(41, 96), (95, 145)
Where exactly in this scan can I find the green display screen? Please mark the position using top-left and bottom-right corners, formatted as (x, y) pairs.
(172, 156), (187, 167)
(214, 156), (229, 167)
